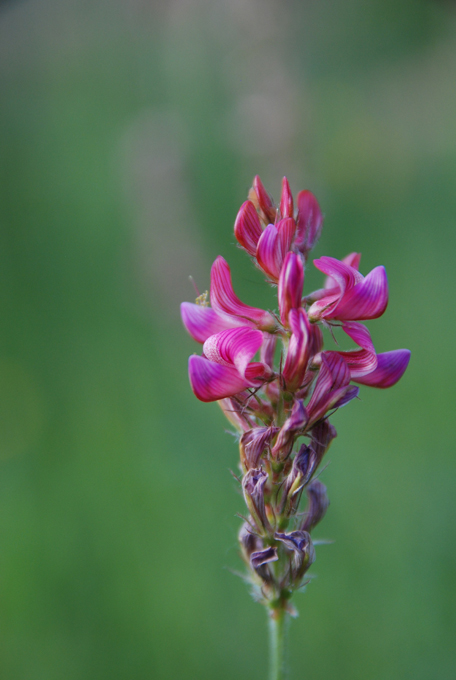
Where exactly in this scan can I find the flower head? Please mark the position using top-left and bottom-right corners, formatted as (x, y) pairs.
(181, 175), (410, 613)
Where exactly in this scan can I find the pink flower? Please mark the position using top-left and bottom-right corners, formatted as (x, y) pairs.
(210, 256), (277, 331)
(307, 256), (388, 322)
(188, 326), (272, 402)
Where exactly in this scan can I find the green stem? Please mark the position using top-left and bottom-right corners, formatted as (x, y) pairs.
(268, 607), (288, 680)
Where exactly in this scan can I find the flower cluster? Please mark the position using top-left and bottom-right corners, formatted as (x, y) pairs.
(181, 176), (410, 616)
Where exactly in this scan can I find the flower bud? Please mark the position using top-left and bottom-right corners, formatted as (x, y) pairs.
(238, 521), (263, 564)
(242, 468), (271, 534)
(272, 400), (308, 459)
(280, 444), (315, 516)
(302, 479), (329, 532)
(275, 530), (315, 583)
(279, 176), (294, 218)
(294, 190), (323, 255)
(240, 426), (279, 470)
(249, 175), (277, 225)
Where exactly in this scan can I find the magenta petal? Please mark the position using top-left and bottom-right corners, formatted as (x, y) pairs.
(331, 385), (359, 409)
(256, 224), (281, 281)
(314, 256), (363, 295)
(306, 352), (351, 425)
(335, 322), (378, 377)
(277, 217), (296, 258)
(181, 302), (245, 343)
(283, 308), (311, 391)
(188, 355), (251, 402)
(324, 252), (361, 289)
(210, 256), (277, 330)
(295, 190), (323, 252)
(280, 177), (294, 218)
(278, 252), (304, 326)
(234, 200), (263, 257)
(332, 266), (389, 321)
(353, 350), (411, 388)
(203, 327), (263, 378)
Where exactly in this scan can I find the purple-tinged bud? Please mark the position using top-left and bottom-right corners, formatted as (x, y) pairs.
(279, 444), (316, 516)
(238, 521), (263, 564)
(280, 176), (294, 218)
(234, 200), (263, 257)
(240, 426), (280, 470)
(275, 530), (315, 583)
(309, 420), (337, 463)
(272, 400), (308, 459)
(302, 479), (329, 532)
(293, 444), (318, 486)
(250, 546), (278, 570)
(294, 190), (323, 255)
(249, 175), (277, 225)
(278, 252), (304, 327)
(242, 468), (271, 534)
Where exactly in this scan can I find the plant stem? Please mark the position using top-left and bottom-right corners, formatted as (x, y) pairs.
(268, 606), (288, 680)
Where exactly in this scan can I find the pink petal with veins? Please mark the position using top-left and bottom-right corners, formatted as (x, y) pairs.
(256, 224), (281, 280)
(353, 350), (411, 388)
(188, 355), (252, 402)
(210, 256), (277, 330)
(334, 322), (378, 378)
(324, 252), (361, 289)
(252, 175), (276, 224)
(234, 200), (263, 256)
(203, 327), (263, 378)
(283, 308), (311, 391)
(306, 352), (351, 425)
(280, 177), (294, 218)
(331, 266), (388, 320)
(278, 252), (304, 326)
(295, 190), (323, 252)
(181, 302), (248, 344)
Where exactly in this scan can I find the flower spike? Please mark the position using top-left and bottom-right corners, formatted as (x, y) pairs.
(181, 174), (410, 644)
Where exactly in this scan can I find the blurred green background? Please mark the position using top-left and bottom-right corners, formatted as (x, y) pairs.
(0, 0), (455, 678)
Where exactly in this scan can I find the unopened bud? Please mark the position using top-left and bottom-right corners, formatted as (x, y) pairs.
(272, 400), (308, 459)
(275, 530), (315, 583)
(294, 190), (323, 255)
(238, 521), (263, 564)
(240, 426), (279, 470)
(249, 175), (277, 225)
(242, 468), (271, 534)
(302, 479), (329, 532)
(279, 176), (294, 218)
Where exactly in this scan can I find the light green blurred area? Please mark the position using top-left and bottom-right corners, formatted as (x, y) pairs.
(0, 0), (455, 678)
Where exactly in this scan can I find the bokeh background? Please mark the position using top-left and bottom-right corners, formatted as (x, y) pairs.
(0, 0), (455, 678)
